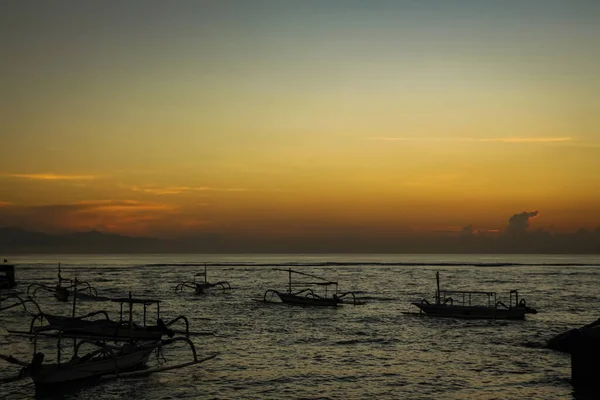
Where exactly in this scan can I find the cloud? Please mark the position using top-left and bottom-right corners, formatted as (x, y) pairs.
(410, 225), (465, 234)
(432, 226), (465, 233)
(507, 210), (539, 235)
(130, 185), (249, 195)
(131, 186), (188, 195)
(368, 137), (572, 143)
(72, 200), (173, 212)
(368, 137), (420, 141)
(0, 200), (187, 236)
(460, 225), (474, 236)
(1, 203), (599, 253)
(0, 173), (97, 181)
(0, 200), (175, 218)
(468, 137), (572, 143)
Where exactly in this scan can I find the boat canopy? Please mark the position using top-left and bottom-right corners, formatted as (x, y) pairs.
(110, 297), (161, 305)
(273, 268), (338, 287)
(439, 290), (496, 296)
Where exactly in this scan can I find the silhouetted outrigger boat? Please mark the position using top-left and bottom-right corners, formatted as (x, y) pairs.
(2, 283), (218, 393)
(175, 264), (232, 294)
(261, 268), (363, 307)
(27, 263), (98, 302)
(17, 287), (196, 341)
(411, 272), (537, 320)
(1, 331), (217, 393)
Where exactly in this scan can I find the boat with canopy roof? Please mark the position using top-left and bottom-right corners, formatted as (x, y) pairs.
(411, 272), (537, 320)
(261, 268), (363, 306)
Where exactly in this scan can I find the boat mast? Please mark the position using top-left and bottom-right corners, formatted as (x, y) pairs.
(71, 279), (77, 358)
(72, 278), (77, 317)
(57, 332), (62, 366)
(128, 291), (133, 337)
(435, 272), (441, 305)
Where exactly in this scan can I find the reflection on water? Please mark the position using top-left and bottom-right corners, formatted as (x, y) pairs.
(1, 254), (598, 399)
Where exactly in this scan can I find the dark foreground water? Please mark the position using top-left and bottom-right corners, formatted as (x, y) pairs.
(1, 254), (599, 399)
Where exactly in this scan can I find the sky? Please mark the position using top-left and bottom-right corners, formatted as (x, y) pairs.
(1, 1), (599, 247)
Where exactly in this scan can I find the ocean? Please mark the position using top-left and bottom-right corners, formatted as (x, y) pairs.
(1, 254), (599, 399)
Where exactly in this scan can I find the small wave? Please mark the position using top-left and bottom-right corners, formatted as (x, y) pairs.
(521, 341), (548, 349)
(139, 261), (600, 267)
(334, 337), (399, 346)
(76, 293), (113, 302)
(297, 398), (334, 400)
(354, 296), (398, 302)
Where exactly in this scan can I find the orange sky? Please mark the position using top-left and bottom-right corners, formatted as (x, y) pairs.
(1, 2), (600, 242)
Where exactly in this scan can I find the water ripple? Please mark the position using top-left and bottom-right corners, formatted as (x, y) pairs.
(2, 254), (598, 399)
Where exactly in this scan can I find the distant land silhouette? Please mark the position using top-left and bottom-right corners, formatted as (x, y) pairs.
(0, 227), (163, 254)
(1, 223), (599, 254)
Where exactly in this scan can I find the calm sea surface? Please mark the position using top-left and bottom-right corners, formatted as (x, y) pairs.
(1, 254), (599, 399)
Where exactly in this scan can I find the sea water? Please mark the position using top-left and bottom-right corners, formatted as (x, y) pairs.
(1, 254), (599, 399)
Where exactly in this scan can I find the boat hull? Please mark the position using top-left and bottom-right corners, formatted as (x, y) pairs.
(276, 292), (340, 307)
(411, 303), (527, 320)
(54, 287), (69, 302)
(195, 283), (212, 294)
(31, 347), (154, 387)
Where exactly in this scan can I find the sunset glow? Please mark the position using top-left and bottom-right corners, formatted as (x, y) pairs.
(1, 1), (599, 251)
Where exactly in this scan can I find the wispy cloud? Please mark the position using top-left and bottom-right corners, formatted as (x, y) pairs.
(131, 186), (188, 195)
(432, 226), (465, 232)
(130, 185), (249, 195)
(0, 201), (11, 206)
(0, 173), (97, 181)
(0, 200), (183, 236)
(368, 137), (573, 143)
(467, 137), (572, 143)
(410, 225), (463, 233)
(411, 225), (501, 235)
(73, 200), (174, 212)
